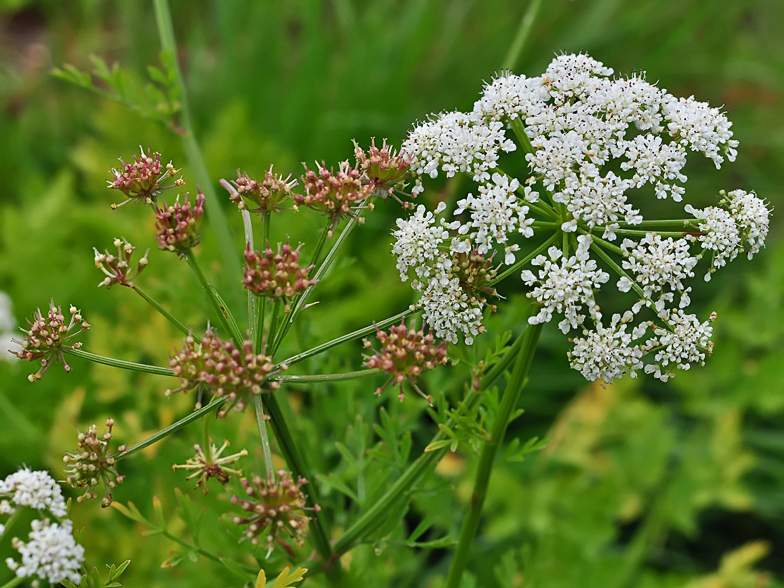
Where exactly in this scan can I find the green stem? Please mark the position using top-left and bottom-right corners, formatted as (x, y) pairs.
(331, 320), (533, 557)
(186, 253), (243, 348)
(63, 348), (174, 377)
(271, 197), (372, 355)
(488, 231), (560, 287)
(201, 408), (212, 464)
(262, 393), (339, 579)
(0, 509), (22, 540)
(271, 369), (380, 384)
(509, 117), (536, 155)
(253, 395), (276, 481)
(132, 284), (198, 343)
(598, 228), (690, 237)
(279, 308), (416, 368)
(152, 0), (242, 292)
(307, 221), (332, 270)
(615, 219), (693, 228)
(445, 322), (543, 588)
(589, 237), (647, 299)
(0, 575), (25, 588)
(501, 0), (543, 70)
(115, 397), (229, 462)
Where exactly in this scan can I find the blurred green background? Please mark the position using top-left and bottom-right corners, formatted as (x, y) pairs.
(1, 1), (783, 587)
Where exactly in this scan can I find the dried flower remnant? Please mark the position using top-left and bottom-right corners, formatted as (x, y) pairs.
(0, 468), (68, 517)
(231, 470), (316, 551)
(363, 320), (448, 403)
(94, 237), (149, 289)
(155, 190), (206, 256)
(223, 167), (296, 215)
(353, 138), (411, 200)
(12, 302), (90, 382)
(295, 161), (374, 235)
(166, 330), (282, 417)
(173, 440), (247, 494)
(107, 147), (184, 208)
(6, 518), (84, 585)
(63, 418), (126, 507)
(243, 241), (317, 313)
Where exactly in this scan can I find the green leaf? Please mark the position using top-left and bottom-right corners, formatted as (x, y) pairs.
(316, 473), (359, 502)
(407, 535), (457, 548)
(220, 557), (256, 582)
(174, 487), (201, 543)
(424, 439), (453, 452)
(152, 496), (167, 530)
(107, 560), (131, 582)
(406, 514), (437, 543)
(111, 501), (155, 528)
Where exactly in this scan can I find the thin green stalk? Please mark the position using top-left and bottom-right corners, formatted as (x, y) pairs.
(307, 221), (332, 270)
(615, 219), (693, 228)
(266, 298), (283, 349)
(600, 228), (690, 237)
(502, 0), (543, 70)
(488, 231), (560, 286)
(132, 284), (198, 342)
(271, 197), (372, 355)
(201, 409), (212, 464)
(186, 253), (243, 348)
(509, 117), (536, 155)
(0, 575), (25, 588)
(242, 209), (257, 343)
(63, 348), (174, 377)
(279, 307), (416, 368)
(0, 509), (22, 540)
(445, 322), (543, 588)
(332, 320), (533, 557)
(116, 397), (229, 462)
(152, 0), (242, 291)
(271, 369), (380, 384)
(589, 238), (646, 299)
(255, 296), (267, 354)
(262, 393), (339, 579)
(253, 395), (275, 481)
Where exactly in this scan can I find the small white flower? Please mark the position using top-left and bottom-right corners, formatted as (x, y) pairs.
(6, 519), (84, 585)
(621, 234), (697, 302)
(568, 314), (644, 383)
(725, 189), (771, 260)
(522, 235), (609, 333)
(684, 203), (741, 279)
(391, 205), (450, 283)
(419, 272), (484, 345)
(0, 469), (67, 518)
(643, 309), (715, 381)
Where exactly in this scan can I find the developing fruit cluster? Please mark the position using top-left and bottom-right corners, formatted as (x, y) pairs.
(154, 190), (206, 256)
(12, 302), (90, 382)
(63, 418), (126, 507)
(243, 241), (317, 313)
(166, 330), (281, 417)
(107, 147), (184, 207)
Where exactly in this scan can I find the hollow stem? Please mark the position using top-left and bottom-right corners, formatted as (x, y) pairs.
(63, 348), (174, 377)
(201, 408), (212, 464)
(445, 322), (543, 588)
(0, 575), (25, 588)
(132, 284), (198, 343)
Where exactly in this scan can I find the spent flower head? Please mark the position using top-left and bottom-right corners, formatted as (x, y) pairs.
(94, 237), (149, 289)
(63, 418), (126, 507)
(108, 147), (184, 208)
(363, 319), (448, 403)
(155, 190), (206, 256)
(295, 161), (373, 235)
(222, 167), (296, 215)
(393, 52), (771, 382)
(6, 518), (84, 585)
(172, 440), (247, 495)
(166, 330), (282, 417)
(12, 302), (90, 382)
(243, 241), (317, 313)
(231, 470), (316, 551)
(353, 138), (411, 200)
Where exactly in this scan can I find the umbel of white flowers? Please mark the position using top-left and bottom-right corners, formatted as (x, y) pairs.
(393, 53), (770, 383)
(1, 468), (85, 585)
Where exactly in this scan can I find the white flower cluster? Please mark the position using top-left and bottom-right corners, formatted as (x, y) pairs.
(393, 53), (769, 382)
(2, 468), (85, 585)
(7, 519), (84, 585)
(0, 468), (68, 517)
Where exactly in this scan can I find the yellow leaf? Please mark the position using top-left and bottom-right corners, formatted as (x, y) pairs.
(255, 570), (266, 588)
